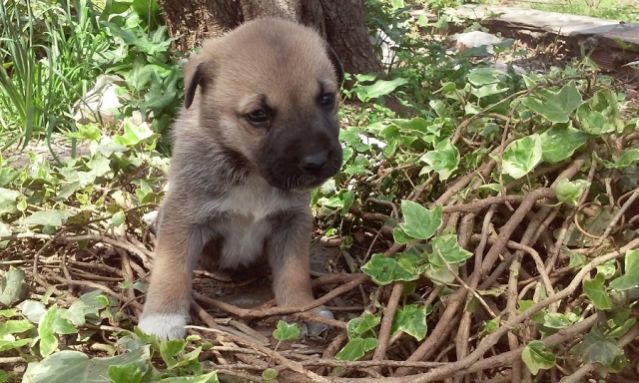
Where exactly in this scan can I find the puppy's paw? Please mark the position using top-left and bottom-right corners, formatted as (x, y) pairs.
(138, 313), (187, 340)
(302, 307), (334, 337)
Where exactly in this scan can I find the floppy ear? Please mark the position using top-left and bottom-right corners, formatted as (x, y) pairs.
(183, 56), (205, 109)
(325, 44), (344, 88)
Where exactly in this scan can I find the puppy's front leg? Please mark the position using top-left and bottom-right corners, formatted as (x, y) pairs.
(268, 210), (332, 334)
(139, 207), (207, 339)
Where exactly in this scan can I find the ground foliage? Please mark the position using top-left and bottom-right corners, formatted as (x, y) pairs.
(1, 0), (639, 382)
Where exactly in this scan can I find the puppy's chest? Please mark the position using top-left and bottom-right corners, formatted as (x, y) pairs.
(206, 180), (298, 268)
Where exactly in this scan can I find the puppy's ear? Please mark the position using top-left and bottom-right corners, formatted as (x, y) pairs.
(184, 56), (205, 109)
(325, 44), (344, 88)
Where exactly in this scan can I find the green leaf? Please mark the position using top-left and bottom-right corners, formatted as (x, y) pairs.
(0, 337), (32, 352)
(555, 179), (589, 206)
(18, 300), (47, 323)
(0, 188), (20, 215)
(399, 201), (442, 240)
(583, 273), (612, 310)
(0, 319), (33, 336)
(539, 313), (576, 335)
(335, 337), (377, 361)
(262, 368), (279, 381)
(522, 82), (582, 123)
(601, 148), (639, 169)
(23, 347), (152, 383)
(610, 250), (639, 291)
(107, 361), (147, 383)
(539, 124), (589, 163)
(354, 78), (408, 102)
(596, 260), (616, 279)
(272, 320), (301, 342)
(429, 234), (473, 267)
(0, 222), (10, 237)
(0, 370), (7, 383)
(391, 304), (429, 341)
(420, 139), (460, 180)
(0, 267), (26, 306)
(571, 328), (623, 367)
(569, 253), (587, 268)
(361, 253), (421, 286)
(502, 134), (542, 179)
(38, 306), (59, 357)
(157, 372), (219, 383)
(521, 340), (555, 375)
(0, 309), (16, 318)
(424, 264), (455, 284)
(467, 67), (506, 86)
(575, 90), (624, 135)
(347, 312), (381, 338)
(22, 209), (72, 228)
(160, 339), (187, 367)
(113, 119), (155, 147)
(481, 318), (499, 335)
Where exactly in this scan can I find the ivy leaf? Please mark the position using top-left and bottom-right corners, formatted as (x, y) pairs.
(430, 234), (473, 267)
(583, 273), (612, 310)
(502, 134), (542, 179)
(38, 306), (60, 357)
(23, 347), (152, 383)
(335, 337), (378, 361)
(347, 312), (381, 338)
(272, 320), (301, 342)
(420, 139), (460, 180)
(600, 148), (639, 169)
(467, 67), (505, 86)
(0, 337), (32, 352)
(0, 188), (20, 215)
(538, 313), (577, 336)
(571, 328), (623, 367)
(539, 124), (588, 163)
(160, 339), (187, 367)
(18, 300), (47, 324)
(522, 82), (582, 123)
(575, 90), (624, 135)
(555, 179), (590, 206)
(354, 77), (408, 102)
(262, 368), (279, 381)
(521, 340), (555, 375)
(391, 304), (429, 341)
(610, 250), (639, 291)
(399, 201), (442, 240)
(569, 253), (587, 269)
(0, 319), (34, 336)
(361, 253), (421, 285)
(22, 209), (73, 228)
(107, 361), (147, 383)
(424, 264), (456, 284)
(0, 267), (26, 307)
(157, 372), (219, 383)
(113, 119), (155, 147)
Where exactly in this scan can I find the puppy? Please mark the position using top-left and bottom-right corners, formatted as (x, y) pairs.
(139, 17), (344, 339)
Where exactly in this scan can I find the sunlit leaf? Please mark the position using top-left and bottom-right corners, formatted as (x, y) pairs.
(522, 340), (555, 375)
(399, 201), (442, 240)
(502, 134), (542, 179)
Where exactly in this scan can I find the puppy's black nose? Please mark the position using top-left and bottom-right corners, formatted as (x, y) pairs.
(302, 150), (329, 172)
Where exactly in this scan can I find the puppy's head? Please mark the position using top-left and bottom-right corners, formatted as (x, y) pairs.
(183, 17), (344, 191)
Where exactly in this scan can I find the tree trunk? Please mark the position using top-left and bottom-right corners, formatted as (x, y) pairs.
(158, 0), (380, 75)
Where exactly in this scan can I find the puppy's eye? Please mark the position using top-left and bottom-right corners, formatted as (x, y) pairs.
(318, 93), (335, 108)
(245, 108), (270, 127)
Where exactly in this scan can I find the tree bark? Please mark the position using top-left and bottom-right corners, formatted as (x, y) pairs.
(158, 0), (380, 75)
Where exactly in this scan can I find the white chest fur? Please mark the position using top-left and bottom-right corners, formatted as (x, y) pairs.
(204, 175), (307, 269)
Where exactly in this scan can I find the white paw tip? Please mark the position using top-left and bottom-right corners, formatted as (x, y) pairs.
(138, 313), (187, 340)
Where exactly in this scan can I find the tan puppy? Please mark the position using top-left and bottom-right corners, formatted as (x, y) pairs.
(139, 17), (344, 339)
